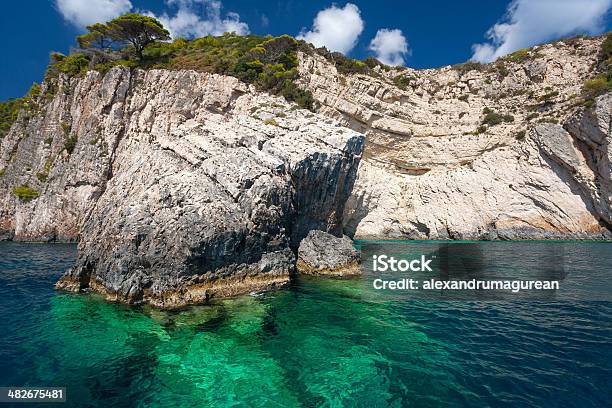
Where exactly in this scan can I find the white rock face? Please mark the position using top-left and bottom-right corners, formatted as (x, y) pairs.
(0, 67), (364, 307)
(1, 35), (610, 306)
(298, 36), (611, 239)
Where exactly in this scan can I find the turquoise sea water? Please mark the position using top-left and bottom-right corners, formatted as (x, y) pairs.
(0, 241), (611, 407)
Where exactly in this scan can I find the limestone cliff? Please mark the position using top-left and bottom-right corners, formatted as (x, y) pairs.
(0, 67), (364, 306)
(0, 34), (611, 306)
(298, 36), (611, 239)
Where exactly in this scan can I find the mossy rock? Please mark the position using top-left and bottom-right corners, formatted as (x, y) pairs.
(13, 185), (39, 202)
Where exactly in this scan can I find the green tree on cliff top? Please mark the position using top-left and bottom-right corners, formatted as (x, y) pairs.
(76, 23), (113, 49)
(108, 14), (170, 60)
(77, 14), (170, 61)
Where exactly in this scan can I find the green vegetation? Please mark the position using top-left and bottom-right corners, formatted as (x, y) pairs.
(79, 14), (170, 61)
(263, 118), (279, 126)
(309, 49), (389, 77)
(0, 83), (41, 138)
(47, 53), (90, 77)
(64, 135), (78, 154)
(512, 88), (529, 97)
(363, 56), (389, 70)
(482, 110), (514, 126)
(36, 172), (48, 182)
(147, 33), (315, 110)
(515, 130), (526, 140)
(43, 157), (54, 175)
(538, 90), (559, 101)
(77, 23), (113, 49)
(452, 61), (485, 75)
(329, 53), (369, 75)
(599, 32), (612, 61)
(555, 35), (586, 47)
(495, 63), (509, 78)
(308, 49), (401, 83)
(392, 75), (412, 90)
(583, 76), (611, 100)
(0, 168), (5, 177)
(458, 94), (469, 102)
(581, 32), (612, 104)
(12, 184), (39, 202)
(0, 99), (23, 138)
(60, 122), (71, 133)
(40, 14), (318, 110)
(503, 48), (531, 63)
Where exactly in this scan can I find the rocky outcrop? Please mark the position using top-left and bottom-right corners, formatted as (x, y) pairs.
(1, 34), (611, 306)
(297, 36), (611, 239)
(565, 93), (612, 227)
(0, 67), (364, 307)
(0, 69), (129, 241)
(296, 230), (360, 276)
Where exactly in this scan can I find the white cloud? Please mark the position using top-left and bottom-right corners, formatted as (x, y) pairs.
(471, 0), (612, 63)
(297, 3), (364, 54)
(150, 0), (249, 38)
(56, 0), (132, 27)
(368, 29), (410, 66)
(56, 0), (248, 37)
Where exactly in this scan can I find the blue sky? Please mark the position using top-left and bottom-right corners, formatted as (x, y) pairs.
(1, 0), (611, 100)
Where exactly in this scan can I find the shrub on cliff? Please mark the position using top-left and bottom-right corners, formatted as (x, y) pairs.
(33, 15), (319, 112)
(0, 99), (23, 138)
(582, 76), (612, 102)
(393, 75), (413, 90)
(364, 56), (389, 71)
(0, 83), (42, 138)
(452, 61), (485, 75)
(502, 48), (531, 63)
(94, 29), (315, 110)
(581, 33), (612, 104)
(302, 44), (397, 79)
(12, 185), (39, 202)
(482, 111), (514, 126)
(328, 52), (369, 75)
(47, 53), (90, 77)
(64, 135), (78, 155)
(599, 32), (612, 62)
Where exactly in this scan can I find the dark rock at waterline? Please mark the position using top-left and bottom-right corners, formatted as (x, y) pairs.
(297, 230), (361, 276)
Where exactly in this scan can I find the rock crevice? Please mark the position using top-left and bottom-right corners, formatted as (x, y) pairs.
(0, 67), (365, 307)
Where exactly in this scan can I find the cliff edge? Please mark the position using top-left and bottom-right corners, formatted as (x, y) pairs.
(0, 32), (611, 306)
(297, 36), (611, 239)
(0, 67), (364, 307)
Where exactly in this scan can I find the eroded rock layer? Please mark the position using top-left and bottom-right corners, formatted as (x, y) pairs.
(0, 67), (364, 307)
(297, 36), (611, 239)
(1, 35), (611, 307)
